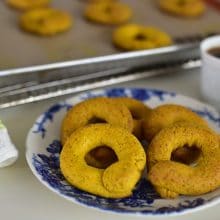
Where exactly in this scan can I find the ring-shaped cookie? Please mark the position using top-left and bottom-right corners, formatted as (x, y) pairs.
(61, 97), (133, 145)
(159, 0), (205, 17)
(143, 104), (210, 164)
(20, 8), (72, 36)
(88, 0), (116, 2)
(113, 24), (173, 51)
(84, 2), (132, 25)
(112, 97), (151, 139)
(143, 104), (209, 142)
(7, 0), (50, 10)
(147, 124), (220, 198)
(60, 124), (146, 198)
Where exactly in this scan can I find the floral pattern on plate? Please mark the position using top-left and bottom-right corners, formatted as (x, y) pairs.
(26, 87), (220, 216)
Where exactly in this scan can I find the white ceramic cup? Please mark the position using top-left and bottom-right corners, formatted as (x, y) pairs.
(201, 36), (220, 110)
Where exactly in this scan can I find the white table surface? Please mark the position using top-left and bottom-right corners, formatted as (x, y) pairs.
(1, 68), (220, 220)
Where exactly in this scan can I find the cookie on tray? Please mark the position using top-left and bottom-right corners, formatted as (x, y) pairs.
(84, 1), (132, 25)
(20, 8), (72, 36)
(7, 0), (51, 11)
(113, 23), (173, 51)
(159, 0), (205, 17)
(88, 0), (116, 2)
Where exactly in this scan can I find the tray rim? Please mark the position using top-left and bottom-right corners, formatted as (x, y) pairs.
(0, 42), (199, 77)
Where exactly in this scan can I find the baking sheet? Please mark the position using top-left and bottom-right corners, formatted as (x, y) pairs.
(0, 0), (220, 70)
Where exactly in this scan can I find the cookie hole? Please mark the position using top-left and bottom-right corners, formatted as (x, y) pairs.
(37, 18), (46, 25)
(105, 6), (113, 13)
(171, 145), (201, 166)
(88, 117), (107, 124)
(177, 0), (186, 6)
(85, 146), (118, 169)
(135, 33), (148, 41)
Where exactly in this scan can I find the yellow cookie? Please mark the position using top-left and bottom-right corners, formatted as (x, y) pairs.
(159, 0), (205, 17)
(113, 24), (173, 51)
(7, 0), (51, 11)
(143, 104), (209, 142)
(147, 124), (220, 198)
(20, 8), (72, 36)
(84, 1), (132, 25)
(88, 0), (116, 2)
(61, 97), (133, 145)
(60, 124), (146, 198)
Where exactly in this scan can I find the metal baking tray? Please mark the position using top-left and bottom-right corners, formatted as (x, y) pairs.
(0, 0), (219, 108)
(0, 0), (220, 70)
(0, 40), (202, 109)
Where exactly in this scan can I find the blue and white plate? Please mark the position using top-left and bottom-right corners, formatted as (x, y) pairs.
(26, 87), (220, 216)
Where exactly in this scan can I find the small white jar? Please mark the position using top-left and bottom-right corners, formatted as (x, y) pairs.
(0, 121), (18, 167)
(201, 36), (220, 110)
